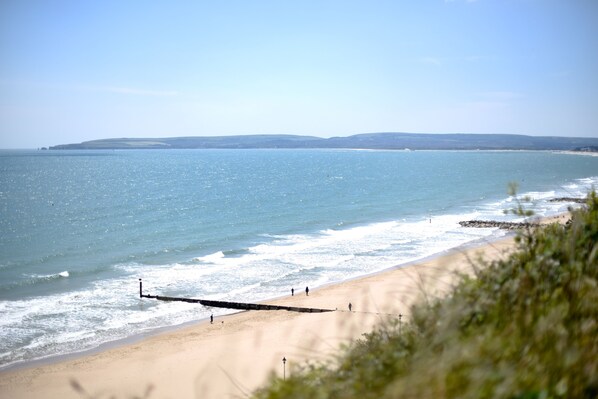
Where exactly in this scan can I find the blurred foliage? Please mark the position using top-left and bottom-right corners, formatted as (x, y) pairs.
(253, 192), (598, 399)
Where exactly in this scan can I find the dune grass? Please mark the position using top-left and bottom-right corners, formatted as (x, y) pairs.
(253, 192), (598, 399)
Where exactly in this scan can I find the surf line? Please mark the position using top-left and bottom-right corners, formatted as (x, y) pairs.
(138, 279), (335, 314)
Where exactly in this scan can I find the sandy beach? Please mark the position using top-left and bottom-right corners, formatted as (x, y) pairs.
(4, 209), (576, 399)
(0, 232), (526, 399)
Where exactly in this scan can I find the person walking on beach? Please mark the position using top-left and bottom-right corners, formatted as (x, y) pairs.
(348, 303), (352, 312)
(305, 286), (309, 296)
(210, 314), (213, 324)
(291, 288), (294, 296)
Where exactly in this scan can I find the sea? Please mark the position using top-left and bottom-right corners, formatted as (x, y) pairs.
(1, 148), (597, 370)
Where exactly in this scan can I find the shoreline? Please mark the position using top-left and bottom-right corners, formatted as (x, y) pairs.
(0, 214), (570, 398)
(0, 234), (519, 399)
(0, 230), (512, 374)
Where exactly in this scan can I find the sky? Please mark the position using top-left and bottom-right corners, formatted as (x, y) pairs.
(1, 0), (597, 148)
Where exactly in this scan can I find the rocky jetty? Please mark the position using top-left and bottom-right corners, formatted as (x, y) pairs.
(548, 197), (586, 204)
(459, 220), (539, 230)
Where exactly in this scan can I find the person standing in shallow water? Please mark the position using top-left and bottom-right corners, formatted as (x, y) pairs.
(210, 314), (213, 324)
(291, 288), (294, 296)
(305, 286), (309, 296)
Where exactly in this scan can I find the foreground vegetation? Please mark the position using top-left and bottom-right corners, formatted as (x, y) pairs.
(254, 192), (598, 399)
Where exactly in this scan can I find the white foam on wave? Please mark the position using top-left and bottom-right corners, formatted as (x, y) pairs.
(117, 214), (497, 309)
(563, 177), (593, 199)
(24, 270), (70, 283)
(0, 266), (217, 370)
(522, 190), (556, 201)
(193, 251), (225, 263)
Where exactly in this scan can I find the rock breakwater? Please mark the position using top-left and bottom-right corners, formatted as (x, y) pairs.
(548, 197), (586, 204)
(458, 220), (539, 230)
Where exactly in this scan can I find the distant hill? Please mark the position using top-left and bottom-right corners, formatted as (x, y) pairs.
(49, 133), (598, 151)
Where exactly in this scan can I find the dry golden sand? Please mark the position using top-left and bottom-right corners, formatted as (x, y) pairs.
(1, 215), (568, 398)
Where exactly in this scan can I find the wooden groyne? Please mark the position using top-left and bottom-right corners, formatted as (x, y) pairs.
(138, 280), (335, 313)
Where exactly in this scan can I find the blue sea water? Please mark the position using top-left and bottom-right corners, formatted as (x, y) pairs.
(0, 149), (597, 369)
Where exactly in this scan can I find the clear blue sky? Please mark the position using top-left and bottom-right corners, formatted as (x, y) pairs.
(1, 0), (597, 148)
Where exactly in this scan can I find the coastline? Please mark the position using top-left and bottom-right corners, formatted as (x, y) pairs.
(0, 214), (571, 398)
(0, 234), (518, 399)
(0, 230), (512, 374)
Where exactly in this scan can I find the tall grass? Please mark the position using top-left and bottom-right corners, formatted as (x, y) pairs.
(253, 192), (598, 399)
